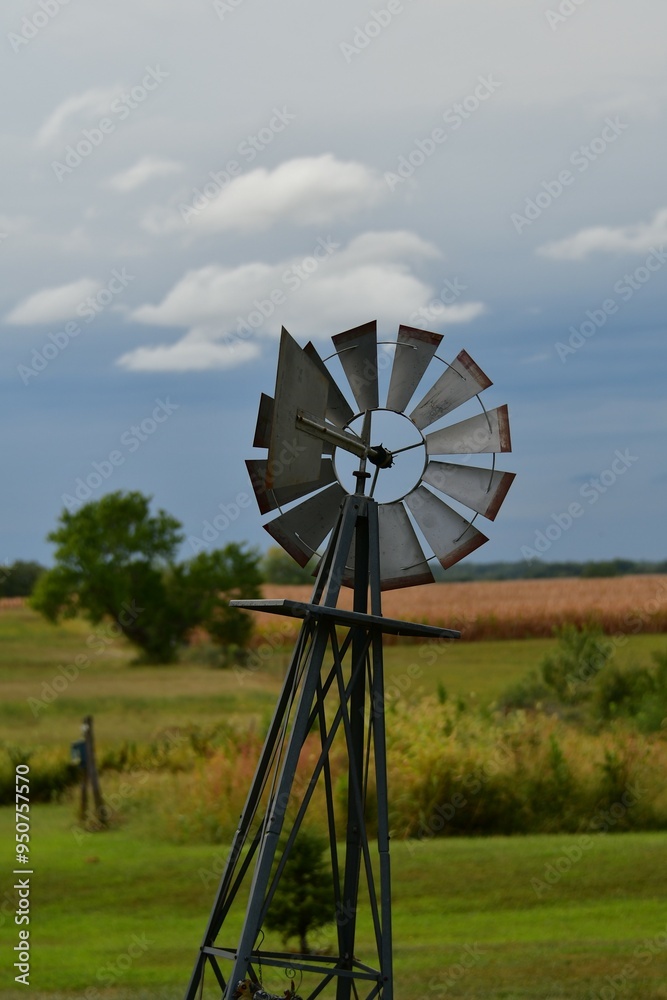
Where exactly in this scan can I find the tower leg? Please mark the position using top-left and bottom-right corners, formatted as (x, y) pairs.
(368, 501), (394, 1000)
(226, 619), (336, 988)
(336, 501), (369, 998)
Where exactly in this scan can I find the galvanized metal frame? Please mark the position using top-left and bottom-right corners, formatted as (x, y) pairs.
(183, 489), (457, 1000)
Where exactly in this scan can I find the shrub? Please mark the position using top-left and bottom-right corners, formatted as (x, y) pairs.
(594, 649), (667, 732)
(496, 670), (551, 712)
(265, 829), (334, 953)
(595, 665), (655, 720)
(0, 745), (78, 804)
(385, 697), (667, 838)
(541, 624), (613, 704)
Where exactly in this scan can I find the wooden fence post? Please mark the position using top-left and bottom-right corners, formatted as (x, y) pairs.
(82, 715), (106, 829)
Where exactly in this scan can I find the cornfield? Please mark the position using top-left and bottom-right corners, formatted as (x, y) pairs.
(253, 574), (667, 644)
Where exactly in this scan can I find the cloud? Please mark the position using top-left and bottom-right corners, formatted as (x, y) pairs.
(107, 156), (184, 192)
(520, 351), (551, 364)
(415, 302), (486, 325)
(116, 230), (479, 372)
(538, 208), (667, 260)
(117, 339), (261, 372)
(0, 215), (31, 240)
(145, 154), (387, 236)
(34, 86), (121, 147)
(5, 278), (101, 325)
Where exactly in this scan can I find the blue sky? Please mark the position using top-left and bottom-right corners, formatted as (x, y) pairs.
(1, 0), (665, 569)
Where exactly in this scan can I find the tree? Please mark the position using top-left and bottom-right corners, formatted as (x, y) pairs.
(262, 546), (314, 585)
(172, 546), (263, 652)
(265, 830), (333, 953)
(31, 491), (261, 664)
(0, 560), (45, 597)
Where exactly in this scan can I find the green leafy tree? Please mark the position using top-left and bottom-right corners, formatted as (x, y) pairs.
(265, 830), (333, 953)
(31, 491), (261, 664)
(262, 546), (314, 585)
(0, 560), (46, 597)
(172, 546), (262, 651)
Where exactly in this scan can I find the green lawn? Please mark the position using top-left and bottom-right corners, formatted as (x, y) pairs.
(2, 606), (667, 998)
(1, 805), (666, 999)
(1, 604), (665, 749)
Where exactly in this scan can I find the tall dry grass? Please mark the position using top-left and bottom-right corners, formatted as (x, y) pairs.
(8, 699), (666, 841)
(67, 701), (667, 844)
(385, 698), (667, 838)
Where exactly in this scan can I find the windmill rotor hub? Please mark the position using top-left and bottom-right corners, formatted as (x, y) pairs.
(368, 444), (393, 469)
(335, 408), (426, 504)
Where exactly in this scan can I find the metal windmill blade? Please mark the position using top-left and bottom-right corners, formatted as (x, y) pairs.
(404, 485), (489, 569)
(425, 404), (511, 455)
(303, 340), (355, 428)
(332, 320), (379, 412)
(385, 325), (443, 413)
(265, 327), (328, 489)
(337, 503), (435, 590)
(422, 461), (516, 521)
(409, 349), (492, 430)
(263, 481), (347, 567)
(252, 392), (274, 448)
(245, 457), (337, 515)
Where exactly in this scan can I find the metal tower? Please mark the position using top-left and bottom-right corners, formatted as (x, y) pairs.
(184, 322), (514, 1000)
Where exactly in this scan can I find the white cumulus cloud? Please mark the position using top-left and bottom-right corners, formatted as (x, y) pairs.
(414, 302), (486, 326)
(538, 208), (667, 260)
(5, 278), (101, 325)
(107, 156), (184, 192)
(35, 86), (121, 147)
(146, 154), (387, 236)
(118, 338), (261, 372)
(117, 230), (484, 373)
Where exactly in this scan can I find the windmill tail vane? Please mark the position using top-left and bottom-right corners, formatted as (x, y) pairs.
(182, 320), (514, 999)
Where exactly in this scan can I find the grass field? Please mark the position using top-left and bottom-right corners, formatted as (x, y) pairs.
(1, 596), (667, 998)
(1, 601), (666, 749)
(1, 806), (667, 999)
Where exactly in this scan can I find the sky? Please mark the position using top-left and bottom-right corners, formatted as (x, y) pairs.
(1, 0), (665, 571)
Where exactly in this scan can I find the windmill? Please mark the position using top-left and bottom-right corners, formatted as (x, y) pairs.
(183, 321), (514, 1000)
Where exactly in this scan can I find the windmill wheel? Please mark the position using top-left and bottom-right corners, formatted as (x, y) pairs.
(247, 321), (515, 590)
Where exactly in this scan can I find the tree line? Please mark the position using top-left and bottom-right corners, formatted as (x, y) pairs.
(434, 557), (667, 582)
(6, 549), (664, 599)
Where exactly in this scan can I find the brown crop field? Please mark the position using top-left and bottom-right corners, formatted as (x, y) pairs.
(254, 574), (667, 643)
